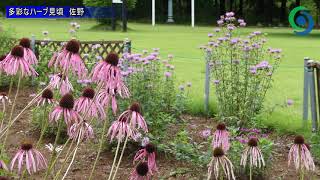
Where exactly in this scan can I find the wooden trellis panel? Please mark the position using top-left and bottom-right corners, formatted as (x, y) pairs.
(34, 40), (129, 58)
(6, 39), (129, 59)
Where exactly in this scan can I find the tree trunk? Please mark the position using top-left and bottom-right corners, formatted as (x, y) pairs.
(239, 0), (243, 17)
(256, 0), (264, 24)
(229, 0), (233, 12)
(219, 0), (226, 15)
(280, 0), (287, 24)
(265, 0), (274, 25)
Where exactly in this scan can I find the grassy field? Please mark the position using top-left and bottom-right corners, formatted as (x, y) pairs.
(1, 18), (320, 135)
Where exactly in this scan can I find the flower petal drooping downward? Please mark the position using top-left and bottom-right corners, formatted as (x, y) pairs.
(68, 121), (94, 141)
(208, 147), (235, 180)
(288, 135), (315, 172)
(212, 123), (230, 152)
(2, 45), (38, 77)
(0, 159), (8, 171)
(74, 87), (105, 120)
(240, 138), (265, 168)
(49, 73), (74, 95)
(19, 38), (38, 65)
(49, 93), (81, 127)
(133, 143), (158, 175)
(10, 141), (47, 175)
(36, 89), (54, 106)
(49, 39), (87, 78)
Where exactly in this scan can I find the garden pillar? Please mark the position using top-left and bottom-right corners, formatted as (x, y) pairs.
(307, 60), (318, 131)
(167, 0), (174, 23)
(204, 50), (212, 114)
(303, 57), (310, 121)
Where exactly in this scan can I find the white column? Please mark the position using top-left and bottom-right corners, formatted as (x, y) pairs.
(167, 0), (174, 23)
(152, 0), (155, 26)
(191, 0), (194, 27)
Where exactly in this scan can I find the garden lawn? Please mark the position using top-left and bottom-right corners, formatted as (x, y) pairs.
(1, 18), (320, 135)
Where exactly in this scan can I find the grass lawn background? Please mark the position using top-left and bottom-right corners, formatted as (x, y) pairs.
(2, 18), (320, 135)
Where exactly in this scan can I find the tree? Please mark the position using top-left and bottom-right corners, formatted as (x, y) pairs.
(238, 0), (243, 17)
(220, 0), (226, 15)
(280, 0), (287, 23)
(296, 0), (300, 6)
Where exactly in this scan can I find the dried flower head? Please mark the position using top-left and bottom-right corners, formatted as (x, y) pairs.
(105, 52), (119, 66)
(19, 38), (31, 48)
(42, 89), (54, 99)
(213, 147), (225, 157)
(11, 45), (24, 58)
(65, 39), (80, 54)
(82, 87), (95, 99)
(59, 93), (74, 109)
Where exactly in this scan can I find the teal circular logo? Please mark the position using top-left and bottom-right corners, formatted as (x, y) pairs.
(289, 6), (314, 36)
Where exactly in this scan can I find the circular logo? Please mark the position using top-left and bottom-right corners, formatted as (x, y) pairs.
(289, 6), (314, 36)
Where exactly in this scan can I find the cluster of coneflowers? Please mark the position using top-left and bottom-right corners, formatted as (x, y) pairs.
(207, 123), (315, 180)
(0, 37), (158, 179)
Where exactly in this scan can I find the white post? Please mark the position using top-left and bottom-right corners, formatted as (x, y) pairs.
(191, 0), (194, 27)
(152, 0), (155, 26)
(167, 0), (174, 23)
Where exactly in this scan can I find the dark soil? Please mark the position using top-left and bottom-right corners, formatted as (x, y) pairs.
(1, 88), (320, 180)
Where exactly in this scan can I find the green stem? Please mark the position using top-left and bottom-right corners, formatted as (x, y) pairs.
(54, 138), (75, 179)
(111, 135), (129, 180)
(8, 76), (14, 98)
(106, 139), (121, 180)
(89, 116), (110, 180)
(249, 165), (252, 180)
(36, 106), (48, 147)
(44, 118), (64, 180)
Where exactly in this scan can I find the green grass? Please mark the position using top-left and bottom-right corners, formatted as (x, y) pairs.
(2, 18), (320, 135)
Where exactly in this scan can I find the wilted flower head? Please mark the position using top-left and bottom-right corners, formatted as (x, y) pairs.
(0, 92), (11, 106)
(49, 39), (87, 78)
(49, 93), (81, 127)
(10, 141), (47, 175)
(288, 135), (315, 172)
(130, 162), (151, 180)
(208, 147), (235, 180)
(1, 45), (38, 77)
(212, 123), (230, 152)
(49, 73), (74, 95)
(36, 88), (54, 106)
(240, 138), (265, 168)
(68, 121), (94, 141)
(74, 87), (105, 120)
(134, 143), (158, 175)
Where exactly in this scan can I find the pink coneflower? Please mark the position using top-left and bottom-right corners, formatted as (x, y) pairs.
(49, 73), (73, 95)
(49, 93), (80, 127)
(134, 143), (157, 174)
(36, 89), (54, 106)
(49, 39), (87, 78)
(97, 85), (130, 114)
(10, 141), (47, 175)
(212, 123), (230, 152)
(288, 135), (315, 172)
(130, 162), (151, 180)
(0, 159), (8, 171)
(107, 115), (138, 142)
(208, 147), (235, 180)
(2, 45), (38, 77)
(19, 38), (38, 65)
(91, 52), (121, 83)
(117, 102), (148, 133)
(240, 138), (265, 168)
(68, 121), (94, 141)
(74, 87), (105, 120)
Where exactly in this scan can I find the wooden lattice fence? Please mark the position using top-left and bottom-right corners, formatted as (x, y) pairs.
(7, 37), (131, 58)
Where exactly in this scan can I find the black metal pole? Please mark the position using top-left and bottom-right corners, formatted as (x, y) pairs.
(122, 0), (127, 32)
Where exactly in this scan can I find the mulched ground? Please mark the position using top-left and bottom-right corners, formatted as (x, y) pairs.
(2, 87), (320, 180)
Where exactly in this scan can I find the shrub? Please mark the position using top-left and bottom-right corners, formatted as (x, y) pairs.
(202, 13), (282, 125)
